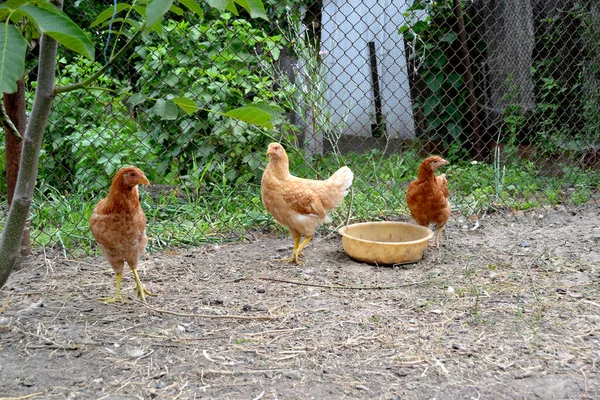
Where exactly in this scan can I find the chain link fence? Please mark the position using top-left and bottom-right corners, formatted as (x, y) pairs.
(2, 0), (599, 255)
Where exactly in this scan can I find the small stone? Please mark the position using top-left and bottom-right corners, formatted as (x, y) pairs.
(284, 370), (301, 380)
(155, 382), (165, 389)
(126, 347), (145, 358)
(242, 304), (252, 312)
(356, 384), (370, 391)
(520, 241), (529, 248)
(256, 288), (266, 294)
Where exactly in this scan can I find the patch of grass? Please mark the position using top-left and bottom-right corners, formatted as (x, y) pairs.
(20, 149), (600, 253)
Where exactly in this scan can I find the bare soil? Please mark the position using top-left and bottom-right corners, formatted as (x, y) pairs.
(1, 204), (599, 399)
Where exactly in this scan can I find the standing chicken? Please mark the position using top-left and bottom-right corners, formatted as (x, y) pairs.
(406, 156), (450, 248)
(261, 143), (354, 264)
(90, 166), (153, 303)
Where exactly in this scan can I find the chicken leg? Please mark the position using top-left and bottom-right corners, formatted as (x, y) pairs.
(433, 225), (445, 248)
(291, 237), (312, 264)
(99, 272), (126, 303)
(131, 267), (154, 303)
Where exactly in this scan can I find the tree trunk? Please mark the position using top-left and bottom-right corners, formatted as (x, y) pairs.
(477, 0), (536, 114)
(453, 0), (484, 160)
(0, 28), (58, 288)
(583, 1), (600, 143)
(3, 78), (31, 259)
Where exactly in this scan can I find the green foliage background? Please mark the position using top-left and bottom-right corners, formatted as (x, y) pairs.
(0, 0), (598, 254)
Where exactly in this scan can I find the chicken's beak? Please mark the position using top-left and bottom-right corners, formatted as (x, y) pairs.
(139, 176), (150, 185)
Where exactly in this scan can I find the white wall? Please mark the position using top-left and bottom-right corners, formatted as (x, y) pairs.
(321, 0), (415, 138)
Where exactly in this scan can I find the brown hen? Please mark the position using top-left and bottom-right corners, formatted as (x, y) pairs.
(89, 166), (153, 303)
(261, 143), (354, 264)
(406, 156), (450, 248)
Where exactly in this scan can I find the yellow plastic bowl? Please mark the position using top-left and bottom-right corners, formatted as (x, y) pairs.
(338, 221), (434, 265)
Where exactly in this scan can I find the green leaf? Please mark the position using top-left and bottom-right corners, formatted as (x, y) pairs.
(224, 0), (238, 14)
(0, 23), (26, 94)
(0, 9), (10, 22)
(153, 98), (178, 120)
(223, 106), (274, 129)
(425, 118), (442, 132)
(247, 103), (284, 117)
(448, 73), (463, 90)
(206, 0), (228, 9)
(425, 74), (444, 92)
(440, 32), (457, 43)
(447, 122), (461, 138)
(234, 0), (268, 20)
(178, 0), (203, 18)
(127, 93), (146, 106)
(243, 152), (261, 171)
(422, 96), (440, 117)
(412, 20), (428, 34)
(173, 97), (197, 114)
(170, 5), (184, 16)
(19, 5), (94, 60)
(90, 3), (130, 28)
(145, 0), (173, 30)
(1, 1), (29, 10)
(270, 46), (280, 60)
(98, 17), (141, 30)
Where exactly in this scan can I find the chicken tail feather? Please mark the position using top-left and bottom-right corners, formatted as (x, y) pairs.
(328, 166), (354, 193)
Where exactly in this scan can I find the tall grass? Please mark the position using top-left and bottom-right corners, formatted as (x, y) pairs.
(16, 149), (600, 255)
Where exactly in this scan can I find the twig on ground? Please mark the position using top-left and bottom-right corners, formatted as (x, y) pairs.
(252, 391), (265, 400)
(256, 276), (444, 290)
(244, 327), (307, 336)
(0, 293), (9, 313)
(432, 355), (449, 376)
(142, 303), (273, 320)
(0, 393), (45, 400)
(13, 326), (81, 351)
(581, 367), (590, 399)
(203, 368), (288, 375)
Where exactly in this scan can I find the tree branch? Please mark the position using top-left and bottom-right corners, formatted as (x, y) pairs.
(54, 26), (145, 95)
(0, 18), (59, 287)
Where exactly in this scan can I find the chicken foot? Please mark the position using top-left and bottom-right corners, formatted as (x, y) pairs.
(432, 225), (445, 248)
(279, 237), (302, 262)
(290, 237), (312, 264)
(99, 272), (126, 303)
(279, 236), (312, 264)
(131, 267), (155, 303)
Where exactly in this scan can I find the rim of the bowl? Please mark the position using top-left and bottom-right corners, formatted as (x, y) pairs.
(338, 221), (434, 245)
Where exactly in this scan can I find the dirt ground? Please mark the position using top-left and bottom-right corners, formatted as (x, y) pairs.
(1, 204), (599, 399)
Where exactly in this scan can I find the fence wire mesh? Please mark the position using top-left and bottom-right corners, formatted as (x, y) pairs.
(2, 0), (599, 255)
